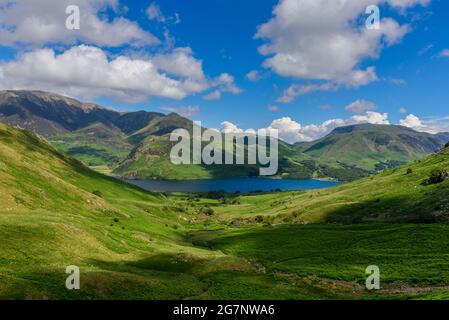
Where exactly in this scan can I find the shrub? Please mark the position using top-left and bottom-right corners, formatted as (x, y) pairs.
(113, 217), (119, 223)
(427, 168), (449, 185)
(406, 168), (413, 175)
(445, 142), (449, 149)
(200, 206), (214, 216)
(92, 190), (103, 198)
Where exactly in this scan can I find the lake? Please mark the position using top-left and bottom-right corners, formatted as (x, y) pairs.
(124, 178), (341, 193)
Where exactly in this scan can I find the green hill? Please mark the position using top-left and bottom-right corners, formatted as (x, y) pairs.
(3, 123), (449, 299)
(296, 124), (449, 172)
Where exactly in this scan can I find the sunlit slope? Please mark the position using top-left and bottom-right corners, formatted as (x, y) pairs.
(0, 123), (358, 300)
(296, 124), (449, 172)
(0, 124), (222, 299)
(213, 146), (449, 224)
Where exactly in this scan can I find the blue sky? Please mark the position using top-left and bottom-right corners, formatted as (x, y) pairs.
(0, 0), (448, 142)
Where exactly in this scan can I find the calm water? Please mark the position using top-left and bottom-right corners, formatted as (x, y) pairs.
(124, 178), (341, 193)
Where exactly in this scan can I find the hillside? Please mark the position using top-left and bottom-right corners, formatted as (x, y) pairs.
(213, 146), (449, 225)
(3, 123), (449, 299)
(295, 124), (449, 172)
(0, 90), (120, 136)
(0, 123), (309, 299)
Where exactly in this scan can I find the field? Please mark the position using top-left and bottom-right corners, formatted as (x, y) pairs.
(1, 123), (449, 299)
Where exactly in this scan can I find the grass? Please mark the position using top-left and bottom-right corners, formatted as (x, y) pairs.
(192, 224), (449, 285)
(2, 123), (449, 299)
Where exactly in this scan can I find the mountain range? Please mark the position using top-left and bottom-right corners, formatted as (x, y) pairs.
(1, 90), (448, 181)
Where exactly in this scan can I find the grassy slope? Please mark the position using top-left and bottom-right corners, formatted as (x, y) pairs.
(3, 123), (449, 299)
(212, 147), (449, 224)
(296, 124), (447, 172)
(0, 124), (362, 299)
(188, 147), (449, 298)
(49, 122), (132, 169)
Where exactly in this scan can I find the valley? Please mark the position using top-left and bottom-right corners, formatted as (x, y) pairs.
(1, 121), (449, 299)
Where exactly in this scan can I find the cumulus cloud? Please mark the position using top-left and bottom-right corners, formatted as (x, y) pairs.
(400, 114), (426, 130)
(222, 111), (449, 144)
(220, 121), (255, 134)
(153, 47), (205, 80)
(0, 0), (158, 47)
(223, 111), (391, 144)
(345, 100), (377, 113)
(0, 45), (240, 103)
(398, 114), (449, 133)
(257, 0), (428, 102)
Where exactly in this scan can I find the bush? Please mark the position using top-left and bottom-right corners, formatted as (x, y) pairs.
(406, 168), (413, 175)
(445, 142), (449, 149)
(92, 190), (103, 198)
(427, 168), (449, 185)
(200, 206), (214, 216)
(113, 217), (119, 223)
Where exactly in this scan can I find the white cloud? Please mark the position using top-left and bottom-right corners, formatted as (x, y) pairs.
(213, 73), (242, 94)
(222, 112), (391, 144)
(278, 82), (336, 103)
(221, 121), (243, 134)
(277, 67), (378, 103)
(220, 121), (255, 135)
(203, 73), (242, 100)
(146, 2), (166, 23)
(400, 114), (426, 130)
(246, 70), (268, 82)
(399, 114), (449, 133)
(221, 111), (449, 145)
(153, 47), (205, 80)
(347, 111), (390, 126)
(203, 90), (221, 101)
(267, 117), (310, 143)
(0, 0), (158, 47)
(439, 49), (449, 58)
(257, 0), (428, 102)
(160, 105), (200, 118)
(345, 100), (377, 113)
(399, 107), (408, 114)
(146, 2), (181, 25)
(0, 45), (239, 103)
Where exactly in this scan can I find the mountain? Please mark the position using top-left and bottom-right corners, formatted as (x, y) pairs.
(1, 90), (448, 181)
(295, 123), (449, 172)
(0, 90), (120, 136)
